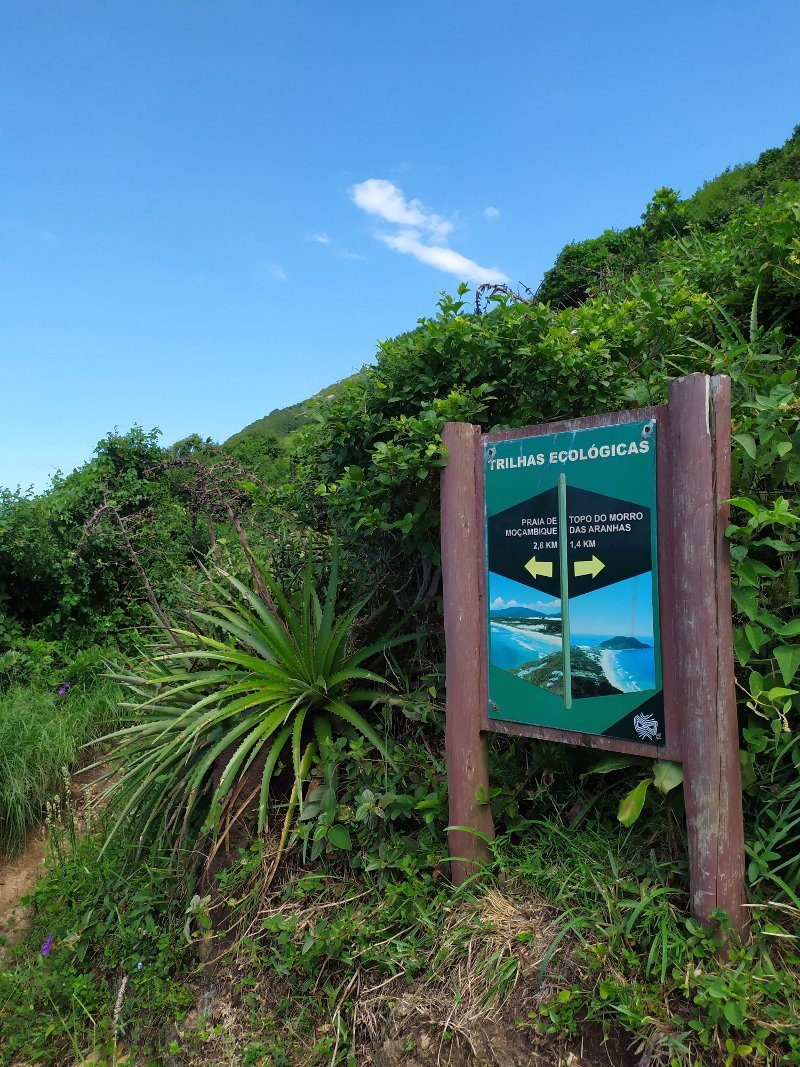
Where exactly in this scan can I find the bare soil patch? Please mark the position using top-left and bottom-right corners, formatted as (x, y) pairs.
(0, 757), (109, 960)
(0, 826), (45, 954)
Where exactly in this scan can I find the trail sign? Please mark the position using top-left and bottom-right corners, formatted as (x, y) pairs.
(484, 420), (663, 744)
(441, 375), (747, 936)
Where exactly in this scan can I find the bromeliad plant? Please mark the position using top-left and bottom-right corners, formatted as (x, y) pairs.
(97, 549), (411, 860)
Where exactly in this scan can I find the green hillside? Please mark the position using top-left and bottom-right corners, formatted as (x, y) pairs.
(537, 124), (800, 307)
(225, 370), (367, 445)
(227, 126), (800, 432)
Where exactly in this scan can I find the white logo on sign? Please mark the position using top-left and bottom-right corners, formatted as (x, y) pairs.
(633, 712), (661, 741)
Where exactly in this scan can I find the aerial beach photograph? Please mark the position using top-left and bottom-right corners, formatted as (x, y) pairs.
(489, 572), (656, 697)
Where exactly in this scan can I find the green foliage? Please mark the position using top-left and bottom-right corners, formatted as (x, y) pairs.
(492, 827), (800, 1065)
(294, 184), (798, 620)
(584, 755), (685, 828)
(223, 429), (288, 483)
(226, 371), (368, 445)
(228, 400), (313, 442)
(0, 638), (109, 691)
(0, 680), (119, 856)
(0, 704), (450, 1065)
(538, 125), (800, 307)
(689, 293), (800, 905)
(0, 426), (208, 659)
(659, 189), (800, 330)
(581, 754), (684, 828)
(190, 818), (503, 1064)
(0, 421), (301, 682)
(639, 186), (688, 244)
(743, 724), (800, 907)
(0, 813), (193, 1065)
(537, 188), (688, 308)
(294, 282), (672, 584)
(296, 724), (448, 871)
(2, 691), (798, 1065)
(686, 124), (800, 228)
(536, 226), (640, 307)
(99, 548), (412, 859)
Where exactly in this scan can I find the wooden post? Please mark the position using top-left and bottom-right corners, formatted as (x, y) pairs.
(668, 374), (748, 936)
(441, 422), (495, 884)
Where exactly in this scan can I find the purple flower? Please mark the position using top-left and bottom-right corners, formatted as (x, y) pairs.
(57, 681), (72, 696)
(136, 961), (143, 970)
(41, 934), (53, 956)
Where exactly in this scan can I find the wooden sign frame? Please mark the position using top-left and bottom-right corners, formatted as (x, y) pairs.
(441, 373), (747, 934)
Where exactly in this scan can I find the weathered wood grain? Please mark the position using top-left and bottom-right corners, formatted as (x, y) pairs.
(441, 422), (495, 884)
(668, 374), (747, 935)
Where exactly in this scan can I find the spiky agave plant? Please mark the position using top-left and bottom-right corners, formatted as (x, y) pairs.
(97, 549), (410, 859)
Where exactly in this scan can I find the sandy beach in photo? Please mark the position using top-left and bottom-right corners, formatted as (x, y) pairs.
(491, 621), (562, 653)
(597, 649), (639, 693)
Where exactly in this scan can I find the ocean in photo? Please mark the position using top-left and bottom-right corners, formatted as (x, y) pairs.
(491, 623), (656, 695)
(490, 621), (561, 671)
(572, 632), (656, 694)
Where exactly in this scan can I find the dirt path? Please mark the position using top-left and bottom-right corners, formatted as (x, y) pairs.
(0, 826), (45, 954)
(0, 762), (108, 960)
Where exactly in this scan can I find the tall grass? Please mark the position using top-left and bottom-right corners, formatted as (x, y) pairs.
(0, 681), (119, 856)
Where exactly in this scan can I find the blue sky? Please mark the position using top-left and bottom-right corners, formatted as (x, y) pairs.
(2, 1), (799, 491)
(490, 571), (653, 637)
(569, 576), (654, 639)
(490, 574), (560, 616)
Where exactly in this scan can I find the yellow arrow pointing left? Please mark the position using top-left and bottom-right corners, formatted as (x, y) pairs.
(573, 555), (605, 579)
(525, 557), (553, 580)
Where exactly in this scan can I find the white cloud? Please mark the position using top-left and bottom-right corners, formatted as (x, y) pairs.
(350, 178), (508, 284)
(2, 219), (56, 242)
(350, 179), (452, 241)
(267, 264), (287, 281)
(377, 230), (508, 285)
(308, 231), (364, 259)
(484, 206), (500, 221)
(491, 596), (559, 613)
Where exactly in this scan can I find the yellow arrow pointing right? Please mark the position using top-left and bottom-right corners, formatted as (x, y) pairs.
(573, 555), (605, 579)
(525, 556), (553, 580)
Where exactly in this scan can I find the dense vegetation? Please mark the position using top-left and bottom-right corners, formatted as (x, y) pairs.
(0, 127), (798, 1066)
(225, 372), (366, 447)
(537, 125), (800, 308)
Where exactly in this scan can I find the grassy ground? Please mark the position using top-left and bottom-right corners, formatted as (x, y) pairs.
(0, 680), (119, 856)
(2, 754), (800, 1066)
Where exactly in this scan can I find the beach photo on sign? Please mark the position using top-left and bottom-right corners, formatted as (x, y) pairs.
(567, 574), (656, 695)
(488, 573), (564, 690)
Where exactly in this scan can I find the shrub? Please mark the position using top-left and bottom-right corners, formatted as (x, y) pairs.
(98, 549), (414, 859)
(0, 680), (119, 855)
(0, 816), (192, 1065)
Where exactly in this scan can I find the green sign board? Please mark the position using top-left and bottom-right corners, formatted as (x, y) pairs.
(484, 419), (664, 744)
